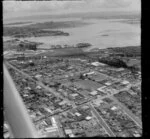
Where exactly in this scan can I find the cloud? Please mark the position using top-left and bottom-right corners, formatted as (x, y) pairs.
(101, 0), (131, 8)
(85, 0), (140, 10)
(3, 0), (141, 19)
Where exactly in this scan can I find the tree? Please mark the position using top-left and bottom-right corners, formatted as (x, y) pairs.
(99, 57), (128, 68)
(79, 74), (85, 80)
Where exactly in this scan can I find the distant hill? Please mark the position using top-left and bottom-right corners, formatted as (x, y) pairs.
(5, 21), (32, 26)
(3, 20), (89, 38)
(4, 11), (140, 23)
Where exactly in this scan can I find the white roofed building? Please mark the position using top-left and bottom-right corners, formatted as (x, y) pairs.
(90, 91), (97, 96)
(91, 62), (106, 66)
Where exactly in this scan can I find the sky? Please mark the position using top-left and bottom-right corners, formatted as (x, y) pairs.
(3, 0), (141, 19)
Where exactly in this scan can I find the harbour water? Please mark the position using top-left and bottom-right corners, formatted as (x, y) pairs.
(3, 18), (140, 50)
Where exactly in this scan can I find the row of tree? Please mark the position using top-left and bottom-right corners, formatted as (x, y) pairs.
(99, 57), (140, 73)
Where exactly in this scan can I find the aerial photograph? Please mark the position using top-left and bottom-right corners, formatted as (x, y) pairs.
(3, 0), (141, 138)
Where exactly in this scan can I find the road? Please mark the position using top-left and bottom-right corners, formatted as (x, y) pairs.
(5, 61), (142, 136)
(91, 110), (110, 136)
(89, 103), (116, 137)
(111, 96), (142, 128)
(90, 86), (142, 129)
(5, 62), (76, 107)
(5, 61), (92, 119)
(54, 115), (65, 137)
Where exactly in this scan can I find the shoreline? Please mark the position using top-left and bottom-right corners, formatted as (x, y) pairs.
(3, 18), (140, 51)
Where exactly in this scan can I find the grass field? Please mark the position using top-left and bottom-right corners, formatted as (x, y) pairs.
(74, 79), (104, 91)
(36, 47), (85, 57)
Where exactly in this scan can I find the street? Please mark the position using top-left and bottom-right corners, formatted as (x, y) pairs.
(111, 96), (142, 128)
(89, 103), (116, 137)
(5, 61), (142, 137)
(5, 62), (76, 107)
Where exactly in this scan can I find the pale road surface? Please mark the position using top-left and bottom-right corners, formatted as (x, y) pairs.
(5, 62), (93, 115)
(54, 115), (65, 137)
(110, 96), (142, 128)
(5, 61), (76, 106)
(89, 103), (116, 137)
(91, 111), (110, 136)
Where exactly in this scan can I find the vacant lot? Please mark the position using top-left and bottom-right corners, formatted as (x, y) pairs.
(74, 79), (104, 91)
(89, 72), (109, 82)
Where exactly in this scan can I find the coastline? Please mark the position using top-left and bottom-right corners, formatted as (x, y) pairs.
(3, 18), (140, 51)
